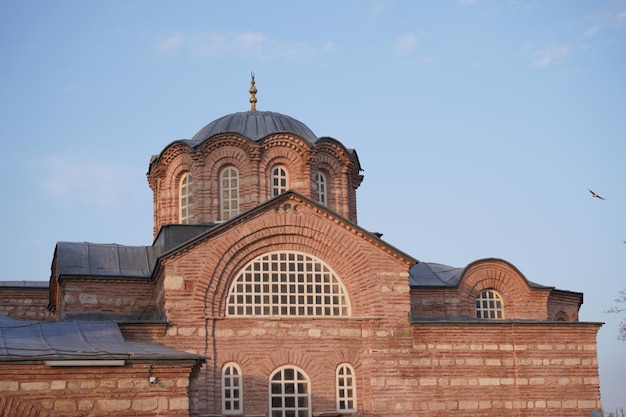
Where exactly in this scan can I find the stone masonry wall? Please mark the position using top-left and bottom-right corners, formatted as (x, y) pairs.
(58, 279), (157, 319)
(0, 361), (196, 417)
(366, 322), (602, 416)
(0, 286), (52, 320)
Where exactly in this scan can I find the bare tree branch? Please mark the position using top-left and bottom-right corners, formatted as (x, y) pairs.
(605, 289), (626, 341)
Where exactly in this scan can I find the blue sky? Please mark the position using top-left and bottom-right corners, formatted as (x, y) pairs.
(1, 0), (625, 411)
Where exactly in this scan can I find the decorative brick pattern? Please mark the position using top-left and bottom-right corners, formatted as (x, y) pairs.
(147, 133), (362, 236)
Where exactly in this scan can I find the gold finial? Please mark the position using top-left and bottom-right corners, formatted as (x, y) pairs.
(249, 71), (257, 111)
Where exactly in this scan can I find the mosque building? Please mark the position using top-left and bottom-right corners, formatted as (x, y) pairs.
(0, 76), (602, 417)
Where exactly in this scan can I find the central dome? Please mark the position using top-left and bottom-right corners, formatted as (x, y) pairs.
(191, 110), (318, 144)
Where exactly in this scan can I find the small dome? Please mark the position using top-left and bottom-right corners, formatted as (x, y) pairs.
(191, 111), (318, 144)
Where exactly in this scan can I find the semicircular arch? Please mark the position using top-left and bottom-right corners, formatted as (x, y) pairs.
(199, 224), (377, 319)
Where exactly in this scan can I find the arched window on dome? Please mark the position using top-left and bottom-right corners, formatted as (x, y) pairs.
(316, 171), (327, 206)
(179, 173), (193, 224)
(475, 289), (504, 319)
(220, 166), (239, 221)
(226, 251), (350, 317)
(271, 165), (288, 197)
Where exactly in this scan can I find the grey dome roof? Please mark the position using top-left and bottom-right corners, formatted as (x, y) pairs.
(191, 111), (318, 144)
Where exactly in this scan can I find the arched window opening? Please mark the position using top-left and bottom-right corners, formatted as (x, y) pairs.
(336, 363), (356, 412)
(220, 167), (239, 221)
(222, 362), (242, 414)
(271, 165), (288, 196)
(179, 173), (193, 224)
(475, 289), (504, 319)
(269, 366), (311, 417)
(316, 172), (327, 206)
(226, 251), (350, 317)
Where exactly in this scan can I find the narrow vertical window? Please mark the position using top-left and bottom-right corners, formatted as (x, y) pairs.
(336, 364), (356, 412)
(222, 362), (242, 414)
(269, 366), (311, 417)
(271, 165), (288, 197)
(475, 289), (504, 319)
(316, 172), (327, 206)
(221, 167), (239, 221)
(179, 173), (193, 224)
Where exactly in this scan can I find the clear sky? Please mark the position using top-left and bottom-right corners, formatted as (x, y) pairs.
(1, 0), (624, 411)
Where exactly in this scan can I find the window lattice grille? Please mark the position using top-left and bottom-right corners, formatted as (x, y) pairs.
(270, 366), (311, 417)
(222, 363), (242, 414)
(180, 173), (193, 224)
(271, 165), (288, 196)
(475, 289), (504, 319)
(316, 172), (327, 206)
(220, 167), (239, 221)
(227, 251), (350, 317)
(336, 364), (356, 411)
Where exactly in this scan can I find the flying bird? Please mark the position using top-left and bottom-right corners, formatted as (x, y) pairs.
(588, 189), (605, 200)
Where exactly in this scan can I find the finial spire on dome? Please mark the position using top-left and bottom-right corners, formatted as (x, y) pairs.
(249, 72), (257, 112)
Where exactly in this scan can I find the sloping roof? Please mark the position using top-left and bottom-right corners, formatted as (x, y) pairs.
(54, 226), (219, 281)
(409, 262), (464, 287)
(0, 281), (48, 289)
(0, 316), (201, 362)
(154, 191), (419, 267)
(153, 223), (219, 254)
(409, 259), (552, 289)
(55, 242), (158, 280)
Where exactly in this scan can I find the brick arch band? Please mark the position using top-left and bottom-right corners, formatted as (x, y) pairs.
(201, 224), (372, 319)
(461, 261), (535, 319)
(224, 250), (351, 318)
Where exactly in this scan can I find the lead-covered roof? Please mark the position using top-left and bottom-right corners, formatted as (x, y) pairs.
(0, 316), (201, 362)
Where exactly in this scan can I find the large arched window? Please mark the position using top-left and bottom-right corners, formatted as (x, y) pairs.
(316, 171), (327, 206)
(222, 362), (242, 414)
(220, 167), (239, 221)
(336, 363), (356, 412)
(475, 289), (504, 319)
(226, 251), (350, 317)
(179, 172), (193, 224)
(269, 366), (311, 417)
(271, 165), (288, 196)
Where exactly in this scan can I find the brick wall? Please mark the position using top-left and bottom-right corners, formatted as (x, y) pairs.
(28, 194), (601, 416)
(147, 196), (414, 416)
(0, 361), (197, 417)
(147, 133), (362, 236)
(0, 286), (52, 320)
(135, 195), (602, 416)
(370, 322), (602, 416)
(57, 278), (158, 320)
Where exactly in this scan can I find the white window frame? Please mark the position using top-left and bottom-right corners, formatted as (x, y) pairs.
(220, 166), (239, 221)
(226, 251), (351, 318)
(222, 362), (243, 414)
(179, 172), (193, 224)
(269, 366), (311, 417)
(316, 171), (327, 206)
(475, 289), (504, 319)
(336, 363), (356, 412)
(271, 165), (289, 196)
